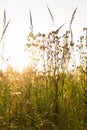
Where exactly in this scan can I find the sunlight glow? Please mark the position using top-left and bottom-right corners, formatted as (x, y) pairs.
(0, 0), (87, 72)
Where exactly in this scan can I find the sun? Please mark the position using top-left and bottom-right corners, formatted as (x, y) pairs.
(8, 51), (29, 73)
(5, 41), (42, 73)
(0, 43), (29, 73)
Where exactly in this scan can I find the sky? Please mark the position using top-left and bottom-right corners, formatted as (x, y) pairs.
(0, 0), (87, 72)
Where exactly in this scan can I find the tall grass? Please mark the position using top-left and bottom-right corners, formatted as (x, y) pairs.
(0, 9), (10, 67)
(0, 8), (87, 130)
(0, 66), (86, 130)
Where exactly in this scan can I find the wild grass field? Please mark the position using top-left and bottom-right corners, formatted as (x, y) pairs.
(0, 8), (87, 130)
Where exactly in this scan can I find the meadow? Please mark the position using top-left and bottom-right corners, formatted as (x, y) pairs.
(0, 8), (87, 130)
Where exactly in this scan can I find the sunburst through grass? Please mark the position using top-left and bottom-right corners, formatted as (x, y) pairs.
(0, 5), (87, 130)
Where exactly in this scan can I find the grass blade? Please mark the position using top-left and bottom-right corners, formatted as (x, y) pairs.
(3, 9), (6, 27)
(29, 9), (33, 32)
(56, 23), (65, 33)
(69, 7), (78, 44)
(46, 4), (55, 25)
(0, 19), (11, 43)
(70, 7), (78, 26)
(52, 23), (65, 34)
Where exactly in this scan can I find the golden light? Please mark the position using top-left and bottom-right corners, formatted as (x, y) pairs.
(0, 0), (87, 73)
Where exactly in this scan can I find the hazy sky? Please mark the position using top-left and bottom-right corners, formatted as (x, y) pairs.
(0, 0), (87, 71)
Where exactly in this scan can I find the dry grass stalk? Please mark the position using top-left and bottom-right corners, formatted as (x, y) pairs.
(50, 23), (65, 35)
(3, 9), (6, 27)
(46, 4), (55, 25)
(1, 9), (6, 66)
(0, 19), (11, 43)
(0, 53), (7, 64)
(29, 9), (33, 32)
(70, 7), (78, 26)
(69, 7), (78, 43)
(56, 23), (65, 34)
